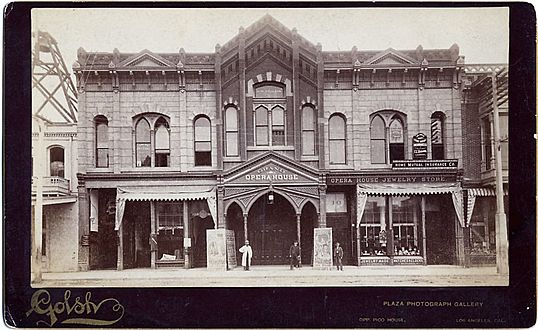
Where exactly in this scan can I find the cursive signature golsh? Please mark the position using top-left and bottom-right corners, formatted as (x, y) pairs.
(26, 289), (124, 327)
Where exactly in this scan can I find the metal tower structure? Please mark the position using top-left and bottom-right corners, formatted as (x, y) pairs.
(32, 30), (78, 123)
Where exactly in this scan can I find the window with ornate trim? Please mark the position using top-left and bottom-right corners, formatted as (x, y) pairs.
(329, 114), (346, 164)
(49, 146), (65, 177)
(135, 118), (151, 167)
(302, 105), (315, 155)
(370, 112), (406, 164)
(225, 106), (239, 156)
(194, 116), (212, 166)
(95, 116), (109, 168)
(253, 83), (287, 147)
(155, 117), (170, 167)
(431, 112), (445, 160)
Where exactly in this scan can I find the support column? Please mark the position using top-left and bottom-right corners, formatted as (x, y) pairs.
(77, 184), (90, 271)
(387, 195), (394, 265)
(319, 185), (327, 228)
(117, 224), (124, 271)
(217, 185), (225, 229)
(455, 215), (465, 266)
(243, 213), (248, 242)
(296, 214), (301, 245)
(150, 201), (156, 269)
(183, 201), (190, 269)
(421, 196), (427, 265)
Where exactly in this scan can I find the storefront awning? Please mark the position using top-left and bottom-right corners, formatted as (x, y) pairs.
(356, 182), (465, 228)
(356, 182), (460, 196)
(465, 187), (508, 226)
(115, 186), (217, 230)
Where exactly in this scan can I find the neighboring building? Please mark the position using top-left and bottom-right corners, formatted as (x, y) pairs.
(32, 31), (79, 274)
(32, 121), (79, 272)
(72, 15), (506, 271)
(462, 65), (509, 266)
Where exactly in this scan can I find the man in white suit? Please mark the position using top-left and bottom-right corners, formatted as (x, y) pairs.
(239, 240), (253, 271)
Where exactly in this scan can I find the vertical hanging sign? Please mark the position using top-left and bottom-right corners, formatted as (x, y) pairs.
(412, 133), (428, 159)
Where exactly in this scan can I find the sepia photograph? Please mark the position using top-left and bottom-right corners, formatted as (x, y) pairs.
(4, 3), (535, 328)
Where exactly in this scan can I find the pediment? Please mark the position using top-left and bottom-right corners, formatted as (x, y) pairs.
(119, 50), (175, 68)
(224, 152), (319, 186)
(365, 48), (418, 66)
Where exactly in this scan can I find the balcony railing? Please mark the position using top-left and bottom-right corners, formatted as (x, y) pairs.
(32, 176), (71, 196)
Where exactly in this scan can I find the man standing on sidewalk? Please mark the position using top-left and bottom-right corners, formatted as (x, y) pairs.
(335, 242), (344, 271)
(239, 240), (252, 271)
(289, 241), (301, 270)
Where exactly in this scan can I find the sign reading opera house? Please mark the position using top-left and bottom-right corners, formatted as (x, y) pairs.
(71, 14), (506, 271)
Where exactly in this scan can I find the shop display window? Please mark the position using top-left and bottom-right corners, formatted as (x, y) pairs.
(392, 197), (421, 256)
(156, 202), (184, 261)
(469, 199), (496, 255)
(360, 196), (387, 256)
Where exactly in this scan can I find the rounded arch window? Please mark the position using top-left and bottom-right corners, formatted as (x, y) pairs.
(431, 112), (445, 160)
(135, 118), (151, 167)
(301, 105), (315, 156)
(154, 117), (170, 167)
(225, 106), (239, 157)
(194, 116), (212, 166)
(49, 146), (65, 177)
(329, 114), (346, 164)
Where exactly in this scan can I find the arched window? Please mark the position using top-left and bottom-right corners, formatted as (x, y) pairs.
(329, 114), (346, 164)
(370, 112), (407, 164)
(431, 112), (445, 160)
(49, 146), (65, 177)
(194, 116), (211, 166)
(255, 106), (269, 146)
(225, 106), (239, 156)
(94, 116), (109, 168)
(271, 105), (285, 146)
(155, 117), (170, 167)
(389, 117), (404, 162)
(135, 118), (151, 167)
(370, 115), (386, 164)
(302, 105), (315, 155)
(253, 83), (287, 147)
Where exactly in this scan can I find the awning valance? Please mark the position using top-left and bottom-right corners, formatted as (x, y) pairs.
(115, 186), (217, 230)
(357, 182), (459, 196)
(465, 187), (508, 225)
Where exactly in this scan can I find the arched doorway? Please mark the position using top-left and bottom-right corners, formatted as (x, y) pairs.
(226, 202), (244, 266)
(248, 193), (296, 265)
(300, 202), (317, 266)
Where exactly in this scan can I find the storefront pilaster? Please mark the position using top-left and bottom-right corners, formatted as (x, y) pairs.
(319, 185), (327, 228)
(77, 185), (89, 271)
(150, 201), (156, 269)
(386, 195), (394, 265)
(183, 201), (190, 268)
(243, 213), (248, 242)
(455, 214), (465, 266)
(421, 196), (427, 265)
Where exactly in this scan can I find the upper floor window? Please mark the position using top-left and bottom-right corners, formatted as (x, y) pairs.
(194, 116), (212, 166)
(302, 105), (315, 156)
(94, 115), (109, 168)
(135, 118), (151, 167)
(370, 112), (406, 164)
(155, 117), (170, 167)
(329, 114), (346, 164)
(49, 146), (65, 177)
(431, 112), (445, 160)
(271, 105), (285, 146)
(225, 106), (239, 156)
(253, 83), (287, 147)
(134, 114), (171, 168)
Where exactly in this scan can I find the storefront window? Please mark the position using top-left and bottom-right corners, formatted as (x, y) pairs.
(469, 198), (496, 255)
(156, 202), (184, 261)
(392, 197), (420, 256)
(360, 196), (387, 256)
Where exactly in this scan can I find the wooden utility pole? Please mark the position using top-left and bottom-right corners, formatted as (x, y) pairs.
(491, 72), (509, 275)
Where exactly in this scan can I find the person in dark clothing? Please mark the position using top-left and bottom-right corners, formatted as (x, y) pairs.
(335, 242), (344, 271)
(289, 241), (301, 270)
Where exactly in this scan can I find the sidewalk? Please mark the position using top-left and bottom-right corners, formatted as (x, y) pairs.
(33, 265), (508, 287)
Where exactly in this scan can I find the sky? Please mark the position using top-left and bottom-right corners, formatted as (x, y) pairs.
(33, 7), (509, 73)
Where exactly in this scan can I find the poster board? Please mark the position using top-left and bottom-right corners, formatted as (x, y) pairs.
(313, 227), (333, 269)
(225, 230), (236, 269)
(206, 229), (227, 271)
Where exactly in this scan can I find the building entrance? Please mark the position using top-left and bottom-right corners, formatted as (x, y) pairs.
(426, 195), (456, 265)
(248, 193), (296, 265)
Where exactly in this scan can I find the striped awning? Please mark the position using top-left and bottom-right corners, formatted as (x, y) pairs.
(357, 182), (459, 196)
(465, 187), (508, 226)
(115, 186), (217, 230)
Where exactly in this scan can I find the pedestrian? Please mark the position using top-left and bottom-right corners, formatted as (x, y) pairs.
(239, 240), (253, 271)
(289, 241), (301, 270)
(334, 242), (344, 271)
